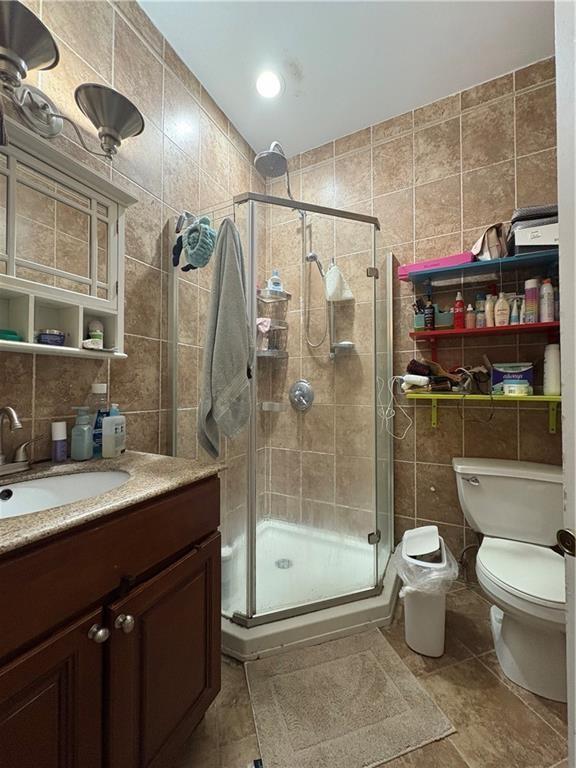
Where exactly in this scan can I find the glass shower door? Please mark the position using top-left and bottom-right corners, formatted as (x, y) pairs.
(254, 205), (380, 618)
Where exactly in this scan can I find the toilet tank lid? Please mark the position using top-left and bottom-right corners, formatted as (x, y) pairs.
(452, 458), (562, 483)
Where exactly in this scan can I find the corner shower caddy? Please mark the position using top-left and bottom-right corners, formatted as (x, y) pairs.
(399, 248), (562, 433)
(0, 119), (137, 360)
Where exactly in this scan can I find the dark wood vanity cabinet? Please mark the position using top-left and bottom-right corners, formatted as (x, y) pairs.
(0, 475), (221, 768)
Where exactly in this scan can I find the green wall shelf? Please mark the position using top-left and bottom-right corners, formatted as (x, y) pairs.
(404, 393), (561, 433)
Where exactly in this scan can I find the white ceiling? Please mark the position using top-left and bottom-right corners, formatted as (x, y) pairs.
(140, 1), (555, 157)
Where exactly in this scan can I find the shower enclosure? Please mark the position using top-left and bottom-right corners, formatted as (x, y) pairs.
(169, 191), (394, 658)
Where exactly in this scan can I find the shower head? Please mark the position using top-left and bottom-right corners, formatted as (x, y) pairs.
(306, 251), (325, 277)
(254, 141), (288, 178)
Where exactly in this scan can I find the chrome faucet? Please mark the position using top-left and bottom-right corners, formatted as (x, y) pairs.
(0, 407), (34, 477)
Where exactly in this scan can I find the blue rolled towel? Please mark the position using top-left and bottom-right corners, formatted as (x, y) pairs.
(182, 216), (217, 269)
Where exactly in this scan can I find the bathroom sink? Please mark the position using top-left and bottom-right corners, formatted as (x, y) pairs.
(0, 471), (130, 520)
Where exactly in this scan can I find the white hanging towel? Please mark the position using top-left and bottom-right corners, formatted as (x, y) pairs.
(323, 262), (354, 302)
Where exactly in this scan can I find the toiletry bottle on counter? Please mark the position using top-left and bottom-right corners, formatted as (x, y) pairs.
(524, 279), (540, 323)
(465, 304), (476, 328)
(86, 383), (109, 458)
(495, 293), (510, 326)
(71, 407), (93, 461)
(510, 298), (520, 325)
(453, 291), (465, 329)
(540, 279), (555, 323)
(485, 294), (495, 327)
(267, 269), (283, 293)
(424, 300), (435, 330)
(102, 405), (126, 458)
(51, 421), (67, 463)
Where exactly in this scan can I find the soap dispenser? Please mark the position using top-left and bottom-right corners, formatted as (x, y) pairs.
(71, 407), (93, 461)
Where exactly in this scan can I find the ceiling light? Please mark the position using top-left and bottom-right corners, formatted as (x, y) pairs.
(256, 71), (281, 99)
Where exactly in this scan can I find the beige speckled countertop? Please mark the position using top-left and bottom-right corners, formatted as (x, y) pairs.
(0, 451), (223, 557)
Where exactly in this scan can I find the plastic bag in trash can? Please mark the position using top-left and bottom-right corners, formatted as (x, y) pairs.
(392, 537), (459, 597)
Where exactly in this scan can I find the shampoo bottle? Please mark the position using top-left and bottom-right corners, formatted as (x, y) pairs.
(485, 294), (495, 327)
(453, 291), (465, 329)
(495, 293), (510, 326)
(86, 383), (109, 458)
(465, 304), (476, 329)
(71, 407), (93, 461)
(424, 300), (435, 330)
(267, 269), (283, 293)
(540, 278), (555, 323)
(102, 404), (126, 458)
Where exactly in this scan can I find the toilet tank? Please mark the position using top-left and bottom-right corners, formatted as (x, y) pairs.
(452, 458), (563, 546)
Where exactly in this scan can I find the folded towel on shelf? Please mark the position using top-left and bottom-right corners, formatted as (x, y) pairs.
(198, 218), (253, 458)
(323, 262), (354, 302)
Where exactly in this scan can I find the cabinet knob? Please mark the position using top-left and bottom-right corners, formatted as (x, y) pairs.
(114, 613), (135, 634)
(88, 624), (110, 643)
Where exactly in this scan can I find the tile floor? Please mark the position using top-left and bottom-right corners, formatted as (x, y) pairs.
(176, 583), (568, 768)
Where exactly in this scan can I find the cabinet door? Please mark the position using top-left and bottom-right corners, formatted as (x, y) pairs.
(107, 533), (221, 768)
(0, 609), (104, 768)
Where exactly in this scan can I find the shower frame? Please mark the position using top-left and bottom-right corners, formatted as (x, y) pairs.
(169, 191), (394, 631)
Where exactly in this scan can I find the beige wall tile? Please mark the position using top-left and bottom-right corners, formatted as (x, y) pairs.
(0, 353), (34, 418)
(44, 1), (113, 82)
(373, 135), (413, 196)
(163, 69), (200, 163)
(124, 258), (162, 339)
(415, 462), (464, 526)
(111, 335), (161, 412)
(462, 160), (515, 229)
(302, 452), (334, 502)
(414, 93), (460, 129)
(35, 357), (107, 418)
(462, 97), (514, 170)
(114, 118), (163, 197)
(517, 148), (557, 207)
(335, 406), (373, 457)
(335, 455), (374, 509)
(335, 353), (373, 405)
(415, 174), (461, 239)
(301, 142), (334, 169)
(302, 405), (335, 453)
(335, 127), (371, 156)
(200, 114), (229, 191)
(125, 411), (160, 453)
(372, 112), (413, 143)
(519, 410), (562, 465)
(335, 148), (371, 206)
(163, 137), (200, 213)
(373, 188), (413, 246)
(414, 118), (460, 185)
(112, 172), (163, 269)
(163, 40), (201, 100)
(415, 232), (462, 261)
(516, 84), (557, 155)
(515, 57), (555, 91)
(461, 73), (513, 110)
(394, 461), (415, 519)
(114, 1), (164, 56)
(114, 15), (163, 128)
(200, 88), (229, 135)
(301, 161), (335, 207)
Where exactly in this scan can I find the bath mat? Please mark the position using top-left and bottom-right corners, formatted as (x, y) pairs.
(245, 629), (455, 768)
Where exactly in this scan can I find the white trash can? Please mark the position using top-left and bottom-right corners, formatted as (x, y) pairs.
(393, 526), (458, 658)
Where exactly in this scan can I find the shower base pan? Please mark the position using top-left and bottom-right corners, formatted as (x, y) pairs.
(221, 520), (398, 661)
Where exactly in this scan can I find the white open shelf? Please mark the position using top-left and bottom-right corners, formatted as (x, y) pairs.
(0, 285), (126, 359)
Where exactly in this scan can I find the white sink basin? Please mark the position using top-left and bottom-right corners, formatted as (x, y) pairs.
(0, 471), (130, 520)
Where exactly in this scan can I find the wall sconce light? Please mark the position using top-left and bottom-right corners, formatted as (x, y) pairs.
(0, 0), (144, 159)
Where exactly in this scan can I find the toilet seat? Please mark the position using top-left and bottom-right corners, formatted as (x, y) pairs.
(477, 537), (566, 625)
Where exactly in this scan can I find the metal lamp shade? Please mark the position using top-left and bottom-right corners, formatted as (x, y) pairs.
(74, 84), (145, 142)
(0, 1), (59, 86)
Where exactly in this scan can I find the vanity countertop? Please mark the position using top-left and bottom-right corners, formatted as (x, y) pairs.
(0, 451), (223, 557)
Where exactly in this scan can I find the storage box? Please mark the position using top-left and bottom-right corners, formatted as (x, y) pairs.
(491, 363), (534, 395)
(413, 305), (453, 330)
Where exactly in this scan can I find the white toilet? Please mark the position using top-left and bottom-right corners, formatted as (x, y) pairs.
(452, 458), (566, 702)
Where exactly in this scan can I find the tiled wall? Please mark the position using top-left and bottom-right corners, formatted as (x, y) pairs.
(271, 57), (560, 564)
(0, 0), (263, 461)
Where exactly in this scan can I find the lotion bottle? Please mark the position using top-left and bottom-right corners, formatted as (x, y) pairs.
(495, 292), (510, 326)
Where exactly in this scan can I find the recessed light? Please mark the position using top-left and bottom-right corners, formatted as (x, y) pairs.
(256, 71), (282, 98)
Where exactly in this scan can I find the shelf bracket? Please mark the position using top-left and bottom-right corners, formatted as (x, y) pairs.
(549, 401), (559, 434)
(431, 398), (438, 428)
